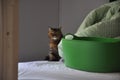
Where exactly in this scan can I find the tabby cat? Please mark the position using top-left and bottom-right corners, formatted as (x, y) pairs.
(45, 27), (63, 61)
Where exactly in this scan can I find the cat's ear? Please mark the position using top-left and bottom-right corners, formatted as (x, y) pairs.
(48, 26), (52, 31)
(48, 27), (52, 31)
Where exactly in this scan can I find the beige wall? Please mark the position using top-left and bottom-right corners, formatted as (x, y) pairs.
(19, 0), (59, 61)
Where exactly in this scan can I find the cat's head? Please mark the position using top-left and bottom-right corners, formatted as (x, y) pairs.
(48, 27), (63, 41)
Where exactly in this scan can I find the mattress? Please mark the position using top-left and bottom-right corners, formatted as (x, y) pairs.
(18, 61), (120, 80)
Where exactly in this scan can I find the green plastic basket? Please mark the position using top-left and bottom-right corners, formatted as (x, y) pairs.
(62, 37), (120, 72)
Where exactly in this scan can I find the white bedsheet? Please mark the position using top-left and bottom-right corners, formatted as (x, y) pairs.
(18, 61), (120, 80)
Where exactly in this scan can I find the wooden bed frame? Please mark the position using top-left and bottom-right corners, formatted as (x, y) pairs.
(0, 0), (18, 80)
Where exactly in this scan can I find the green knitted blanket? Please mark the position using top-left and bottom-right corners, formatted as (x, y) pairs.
(75, 1), (120, 38)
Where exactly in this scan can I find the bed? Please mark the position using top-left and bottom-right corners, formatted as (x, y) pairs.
(18, 61), (120, 80)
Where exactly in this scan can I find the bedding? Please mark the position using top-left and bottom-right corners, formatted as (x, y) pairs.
(18, 61), (120, 80)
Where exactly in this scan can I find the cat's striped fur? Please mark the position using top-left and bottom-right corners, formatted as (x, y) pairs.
(45, 27), (63, 61)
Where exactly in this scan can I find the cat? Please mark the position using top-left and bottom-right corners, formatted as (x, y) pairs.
(45, 27), (63, 61)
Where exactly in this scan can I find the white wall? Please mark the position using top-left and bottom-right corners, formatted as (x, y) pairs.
(59, 0), (109, 34)
(19, 0), (59, 62)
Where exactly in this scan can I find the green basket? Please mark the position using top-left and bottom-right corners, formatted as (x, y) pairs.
(62, 37), (120, 73)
